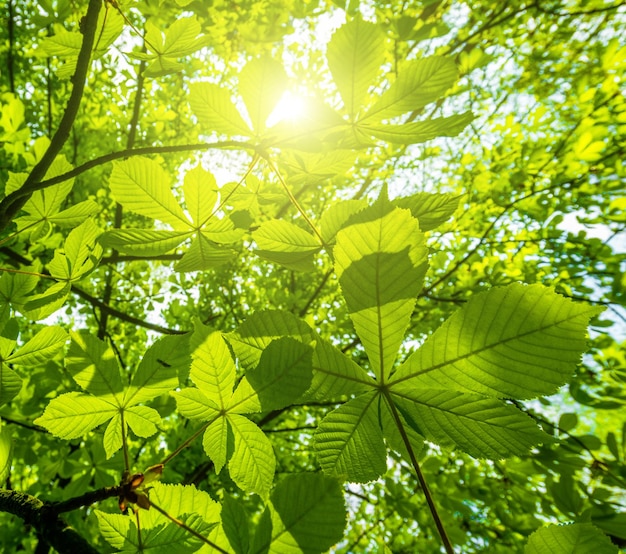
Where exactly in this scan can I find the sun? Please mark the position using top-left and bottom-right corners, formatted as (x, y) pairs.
(266, 91), (308, 127)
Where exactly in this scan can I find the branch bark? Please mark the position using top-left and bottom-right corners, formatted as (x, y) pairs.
(0, 0), (102, 231)
(0, 488), (110, 554)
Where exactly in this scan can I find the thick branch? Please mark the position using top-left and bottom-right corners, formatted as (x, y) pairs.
(0, 0), (102, 231)
(0, 489), (101, 554)
(15, 141), (255, 197)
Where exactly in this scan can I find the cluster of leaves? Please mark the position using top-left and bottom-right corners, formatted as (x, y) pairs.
(0, 0), (625, 553)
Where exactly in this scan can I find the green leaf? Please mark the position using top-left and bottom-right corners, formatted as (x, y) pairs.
(0, 426), (12, 483)
(47, 219), (103, 281)
(66, 331), (124, 401)
(250, 473), (347, 554)
(140, 481), (222, 542)
(48, 199), (101, 227)
(392, 192), (460, 231)
(122, 336), (180, 406)
(189, 82), (251, 136)
(22, 281), (71, 320)
(34, 392), (116, 439)
(6, 326), (67, 366)
(20, 155), (74, 220)
(334, 197), (428, 380)
(525, 523), (618, 554)
(172, 387), (220, 420)
(319, 199), (368, 245)
(183, 165), (218, 227)
(0, 319), (18, 359)
(175, 233), (236, 272)
(133, 17), (208, 77)
(221, 495), (250, 554)
(227, 310), (316, 371)
(592, 511), (626, 541)
(305, 338), (376, 401)
(228, 311), (374, 400)
(109, 157), (191, 229)
(0, 266), (38, 319)
(279, 150), (358, 186)
(229, 337), (313, 413)
(227, 413), (276, 498)
(203, 416), (233, 473)
(362, 112), (474, 144)
(327, 18), (385, 118)
(364, 56), (458, 122)
(240, 56), (288, 132)
(390, 283), (604, 399)
(390, 388), (550, 458)
(97, 482), (221, 552)
(314, 391), (387, 483)
(99, 229), (191, 256)
(189, 325), (237, 409)
(103, 413), (123, 458)
(125, 405), (160, 437)
(0, 364), (21, 406)
(378, 397), (425, 463)
(254, 220), (321, 272)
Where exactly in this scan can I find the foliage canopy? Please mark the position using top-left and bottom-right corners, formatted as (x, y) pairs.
(0, 0), (625, 552)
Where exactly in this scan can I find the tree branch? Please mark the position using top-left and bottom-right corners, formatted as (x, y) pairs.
(0, 0), (102, 231)
(72, 285), (188, 335)
(48, 485), (123, 514)
(0, 489), (101, 554)
(17, 141), (255, 196)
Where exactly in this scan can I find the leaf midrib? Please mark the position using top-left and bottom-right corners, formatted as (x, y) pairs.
(389, 306), (598, 388)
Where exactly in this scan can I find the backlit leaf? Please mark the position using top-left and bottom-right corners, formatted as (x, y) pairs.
(66, 331), (124, 401)
(254, 219), (321, 272)
(362, 112), (473, 144)
(0, 364), (22, 406)
(189, 82), (251, 136)
(392, 192), (460, 232)
(334, 196), (428, 379)
(327, 18), (385, 118)
(5, 326), (67, 366)
(99, 229), (191, 256)
(240, 56), (288, 132)
(364, 56), (458, 122)
(390, 387), (549, 458)
(123, 337), (180, 407)
(175, 233), (236, 272)
(390, 284), (604, 399)
(190, 325), (237, 409)
(203, 416), (233, 473)
(34, 392), (116, 439)
(183, 165), (218, 227)
(525, 523), (617, 554)
(109, 157), (190, 229)
(228, 337), (313, 413)
(251, 473), (347, 554)
(314, 391), (386, 483)
(227, 414), (275, 498)
(0, 427), (12, 483)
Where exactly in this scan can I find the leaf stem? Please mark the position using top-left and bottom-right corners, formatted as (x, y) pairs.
(160, 419), (213, 466)
(0, 266), (56, 280)
(197, 153), (260, 230)
(120, 411), (130, 473)
(264, 155), (328, 248)
(135, 508), (143, 551)
(382, 391), (455, 554)
(149, 500), (230, 554)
